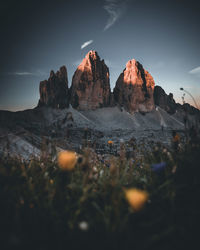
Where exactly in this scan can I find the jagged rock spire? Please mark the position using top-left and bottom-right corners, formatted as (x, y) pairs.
(70, 50), (111, 110)
(113, 59), (155, 113)
(38, 66), (69, 109)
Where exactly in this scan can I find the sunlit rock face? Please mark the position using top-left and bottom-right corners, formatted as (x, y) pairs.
(38, 66), (69, 108)
(113, 59), (155, 113)
(70, 50), (111, 110)
(153, 86), (177, 114)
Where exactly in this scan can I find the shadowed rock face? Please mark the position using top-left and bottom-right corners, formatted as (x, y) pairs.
(70, 50), (111, 110)
(38, 66), (69, 109)
(153, 86), (177, 114)
(113, 60), (155, 113)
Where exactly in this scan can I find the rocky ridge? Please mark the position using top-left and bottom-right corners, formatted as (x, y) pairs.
(1, 51), (200, 160)
(153, 86), (177, 114)
(38, 51), (156, 113)
(37, 50), (199, 116)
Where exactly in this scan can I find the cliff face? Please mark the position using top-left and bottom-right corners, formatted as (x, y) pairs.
(113, 59), (155, 113)
(153, 86), (177, 114)
(70, 50), (111, 110)
(38, 66), (69, 109)
(37, 51), (198, 117)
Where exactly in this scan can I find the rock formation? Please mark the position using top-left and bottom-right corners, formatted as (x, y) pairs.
(153, 86), (177, 114)
(38, 66), (69, 109)
(36, 51), (199, 117)
(113, 59), (155, 113)
(70, 50), (111, 110)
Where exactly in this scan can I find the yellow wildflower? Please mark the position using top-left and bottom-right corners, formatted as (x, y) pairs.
(125, 188), (148, 211)
(173, 134), (180, 142)
(58, 151), (77, 171)
(108, 140), (114, 145)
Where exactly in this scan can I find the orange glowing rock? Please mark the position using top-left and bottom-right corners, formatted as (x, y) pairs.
(70, 50), (111, 110)
(113, 59), (155, 113)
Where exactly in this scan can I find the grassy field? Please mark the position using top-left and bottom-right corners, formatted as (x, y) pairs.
(0, 137), (200, 250)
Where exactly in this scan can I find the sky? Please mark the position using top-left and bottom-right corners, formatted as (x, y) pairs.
(0, 0), (200, 111)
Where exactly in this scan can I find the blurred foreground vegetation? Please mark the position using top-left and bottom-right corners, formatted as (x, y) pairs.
(0, 136), (200, 250)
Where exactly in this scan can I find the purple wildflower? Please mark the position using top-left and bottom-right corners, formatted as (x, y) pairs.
(151, 162), (167, 172)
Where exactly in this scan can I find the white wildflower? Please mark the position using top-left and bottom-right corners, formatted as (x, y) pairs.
(172, 165), (177, 174)
(44, 172), (49, 179)
(79, 221), (89, 231)
(163, 148), (167, 153)
(93, 167), (98, 173)
(100, 170), (104, 177)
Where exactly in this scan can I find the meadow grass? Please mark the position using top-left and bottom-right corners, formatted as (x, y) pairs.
(0, 139), (200, 250)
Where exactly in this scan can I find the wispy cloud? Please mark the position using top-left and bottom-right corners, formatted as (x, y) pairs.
(14, 72), (34, 76)
(103, 0), (128, 31)
(81, 40), (93, 49)
(189, 66), (200, 76)
(5, 70), (47, 77)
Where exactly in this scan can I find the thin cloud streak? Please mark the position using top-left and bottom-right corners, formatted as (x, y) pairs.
(14, 72), (34, 76)
(81, 40), (93, 49)
(189, 66), (200, 75)
(103, 0), (128, 31)
(3, 70), (48, 77)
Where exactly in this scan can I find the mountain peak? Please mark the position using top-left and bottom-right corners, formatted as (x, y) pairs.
(87, 50), (98, 56)
(84, 50), (100, 62)
(38, 66), (69, 109)
(126, 59), (137, 68)
(70, 51), (111, 110)
(114, 59), (155, 113)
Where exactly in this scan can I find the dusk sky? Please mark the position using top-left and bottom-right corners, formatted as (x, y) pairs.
(0, 0), (200, 111)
